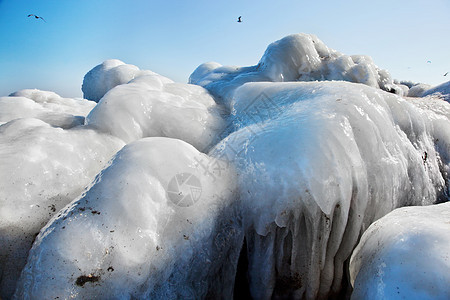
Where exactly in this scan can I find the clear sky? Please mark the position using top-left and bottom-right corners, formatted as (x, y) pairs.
(0, 0), (449, 98)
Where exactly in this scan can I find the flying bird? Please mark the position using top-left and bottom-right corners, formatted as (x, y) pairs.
(427, 60), (432, 64)
(27, 14), (46, 22)
(237, 16), (242, 23)
(444, 72), (448, 76)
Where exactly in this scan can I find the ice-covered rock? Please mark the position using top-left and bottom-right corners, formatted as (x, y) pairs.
(190, 33), (404, 107)
(422, 80), (450, 102)
(3, 33), (450, 300)
(85, 70), (226, 151)
(0, 118), (124, 299)
(350, 202), (450, 300)
(209, 80), (450, 299)
(82, 59), (160, 102)
(1, 89), (96, 128)
(14, 138), (241, 299)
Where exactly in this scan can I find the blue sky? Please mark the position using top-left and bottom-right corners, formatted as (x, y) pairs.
(0, 0), (449, 97)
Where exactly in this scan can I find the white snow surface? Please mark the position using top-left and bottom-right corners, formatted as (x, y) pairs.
(2, 33), (450, 299)
(422, 80), (450, 102)
(350, 202), (450, 300)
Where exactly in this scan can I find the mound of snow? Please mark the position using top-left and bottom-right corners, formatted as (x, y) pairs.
(209, 80), (450, 299)
(190, 33), (404, 107)
(86, 70), (226, 151)
(350, 202), (450, 299)
(82, 59), (161, 102)
(14, 138), (241, 299)
(422, 80), (450, 102)
(1, 89), (96, 128)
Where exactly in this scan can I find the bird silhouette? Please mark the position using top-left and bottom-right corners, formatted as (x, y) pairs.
(28, 14), (46, 22)
(444, 72), (448, 77)
(237, 16), (242, 23)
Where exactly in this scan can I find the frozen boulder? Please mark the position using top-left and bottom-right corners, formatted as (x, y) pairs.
(350, 202), (450, 300)
(86, 72), (226, 151)
(0, 119), (124, 299)
(190, 33), (404, 107)
(14, 138), (241, 299)
(82, 59), (163, 102)
(209, 80), (450, 299)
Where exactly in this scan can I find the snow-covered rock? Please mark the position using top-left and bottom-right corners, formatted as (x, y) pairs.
(14, 138), (241, 299)
(86, 73), (226, 151)
(190, 33), (404, 107)
(82, 59), (160, 102)
(209, 80), (450, 299)
(350, 202), (450, 300)
(1, 89), (96, 128)
(3, 33), (450, 300)
(422, 80), (450, 102)
(0, 113), (124, 298)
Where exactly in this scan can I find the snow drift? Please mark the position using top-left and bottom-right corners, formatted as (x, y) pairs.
(350, 202), (450, 299)
(1, 33), (450, 299)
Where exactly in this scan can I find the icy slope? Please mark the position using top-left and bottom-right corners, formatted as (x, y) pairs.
(350, 202), (450, 300)
(209, 81), (449, 299)
(423, 80), (450, 102)
(14, 138), (241, 299)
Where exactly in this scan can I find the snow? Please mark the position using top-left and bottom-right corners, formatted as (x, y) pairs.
(350, 202), (450, 299)
(1, 33), (450, 299)
(422, 80), (450, 102)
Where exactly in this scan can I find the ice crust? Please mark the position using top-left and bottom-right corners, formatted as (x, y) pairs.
(209, 81), (450, 298)
(190, 34), (404, 108)
(1, 89), (96, 128)
(14, 138), (241, 299)
(3, 33), (450, 299)
(85, 73), (226, 151)
(82, 59), (159, 102)
(350, 202), (450, 299)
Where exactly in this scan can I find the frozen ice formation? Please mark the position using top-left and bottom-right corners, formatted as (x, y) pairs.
(2, 33), (450, 299)
(85, 71), (226, 150)
(14, 138), (241, 299)
(82, 59), (158, 102)
(1, 89), (96, 128)
(190, 33), (404, 107)
(0, 90), (124, 299)
(350, 202), (450, 299)
(422, 80), (450, 102)
(209, 81), (450, 299)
